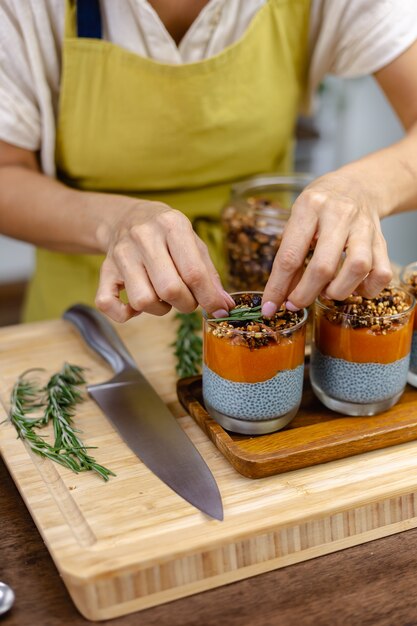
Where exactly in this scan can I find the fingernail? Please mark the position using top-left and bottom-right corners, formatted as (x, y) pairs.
(261, 301), (277, 318)
(285, 301), (300, 312)
(212, 308), (229, 318)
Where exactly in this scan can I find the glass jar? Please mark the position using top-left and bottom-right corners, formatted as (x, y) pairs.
(202, 291), (308, 435)
(221, 173), (313, 291)
(310, 287), (415, 416)
(400, 261), (417, 387)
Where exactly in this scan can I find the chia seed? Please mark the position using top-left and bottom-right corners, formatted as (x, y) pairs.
(202, 363), (304, 421)
(310, 347), (410, 404)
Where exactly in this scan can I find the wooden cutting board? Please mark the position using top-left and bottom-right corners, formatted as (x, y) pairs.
(3, 313), (417, 621)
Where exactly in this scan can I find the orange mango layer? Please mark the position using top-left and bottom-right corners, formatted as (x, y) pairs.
(315, 315), (413, 364)
(204, 327), (306, 383)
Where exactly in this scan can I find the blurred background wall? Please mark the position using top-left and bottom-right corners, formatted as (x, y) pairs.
(0, 237), (34, 284)
(0, 75), (416, 324)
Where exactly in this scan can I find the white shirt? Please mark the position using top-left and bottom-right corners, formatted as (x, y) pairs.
(1, 0), (417, 176)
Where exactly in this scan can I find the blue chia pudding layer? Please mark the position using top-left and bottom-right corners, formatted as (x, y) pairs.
(310, 347), (410, 404)
(410, 331), (417, 373)
(202, 364), (304, 421)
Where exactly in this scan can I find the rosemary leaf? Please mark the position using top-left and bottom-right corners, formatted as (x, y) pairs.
(207, 304), (264, 323)
(8, 364), (115, 481)
(172, 311), (203, 378)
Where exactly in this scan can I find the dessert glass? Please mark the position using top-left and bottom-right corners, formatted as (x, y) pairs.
(202, 292), (308, 435)
(221, 174), (313, 291)
(310, 288), (415, 416)
(400, 261), (417, 387)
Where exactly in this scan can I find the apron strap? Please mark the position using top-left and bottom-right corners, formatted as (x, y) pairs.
(76, 0), (102, 39)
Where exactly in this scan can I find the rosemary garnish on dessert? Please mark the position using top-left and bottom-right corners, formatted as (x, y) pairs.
(172, 311), (203, 378)
(207, 305), (263, 323)
(7, 363), (115, 481)
(207, 293), (304, 349)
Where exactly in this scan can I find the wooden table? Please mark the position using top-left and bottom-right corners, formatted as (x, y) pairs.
(2, 453), (417, 626)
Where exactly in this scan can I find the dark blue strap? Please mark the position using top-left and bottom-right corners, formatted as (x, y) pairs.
(76, 0), (102, 39)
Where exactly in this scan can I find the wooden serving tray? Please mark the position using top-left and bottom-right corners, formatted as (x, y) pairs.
(177, 371), (417, 478)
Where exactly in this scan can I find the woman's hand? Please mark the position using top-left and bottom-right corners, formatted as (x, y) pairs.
(262, 39), (417, 317)
(0, 143), (233, 323)
(95, 200), (234, 322)
(261, 170), (393, 316)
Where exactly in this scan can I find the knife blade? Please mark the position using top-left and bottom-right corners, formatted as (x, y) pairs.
(63, 304), (223, 521)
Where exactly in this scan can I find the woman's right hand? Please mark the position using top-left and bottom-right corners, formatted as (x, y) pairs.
(0, 140), (233, 322)
(95, 200), (234, 322)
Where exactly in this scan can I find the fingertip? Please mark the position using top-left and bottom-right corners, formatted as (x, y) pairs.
(261, 301), (277, 318)
(354, 284), (380, 300)
(201, 288), (234, 318)
(106, 306), (132, 324)
(285, 301), (300, 312)
(222, 290), (236, 307)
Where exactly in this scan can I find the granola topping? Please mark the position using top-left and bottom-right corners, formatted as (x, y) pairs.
(320, 287), (413, 334)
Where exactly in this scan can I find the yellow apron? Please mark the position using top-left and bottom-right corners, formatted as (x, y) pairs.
(23, 0), (310, 321)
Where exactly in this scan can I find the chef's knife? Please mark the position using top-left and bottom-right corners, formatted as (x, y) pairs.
(63, 304), (223, 521)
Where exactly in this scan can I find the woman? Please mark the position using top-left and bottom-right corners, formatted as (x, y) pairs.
(0, 0), (417, 322)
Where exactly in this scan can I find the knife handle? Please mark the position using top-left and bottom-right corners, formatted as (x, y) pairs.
(63, 304), (137, 375)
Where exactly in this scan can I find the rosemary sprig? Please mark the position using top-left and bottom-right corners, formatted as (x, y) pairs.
(207, 305), (263, 323)
(172, 311), (203, 378)
(8, 364), (115, 481)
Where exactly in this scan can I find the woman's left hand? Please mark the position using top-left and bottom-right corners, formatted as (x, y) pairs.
(261, 170), (393, 316)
